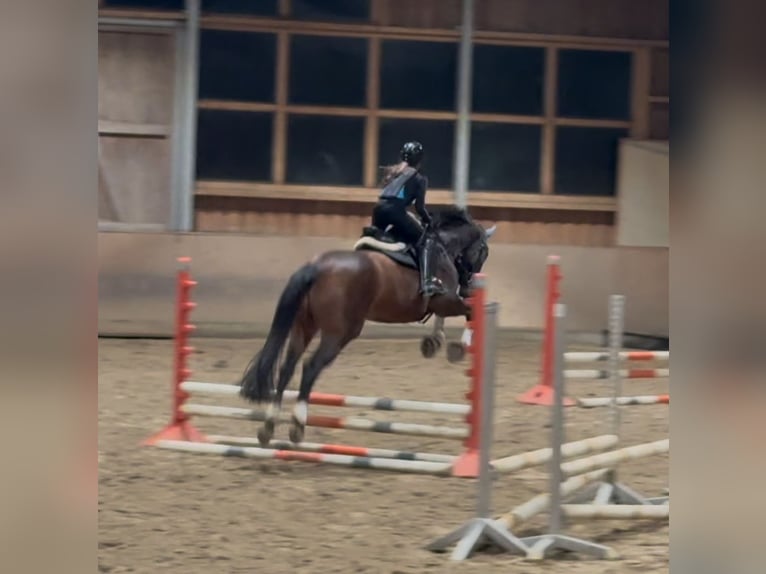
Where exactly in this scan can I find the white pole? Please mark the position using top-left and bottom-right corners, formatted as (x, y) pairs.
(171, 0), (200, 231)
(453, 0), (474, 209)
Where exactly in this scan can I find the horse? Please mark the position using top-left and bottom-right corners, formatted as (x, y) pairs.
(238, 206), (496, 445)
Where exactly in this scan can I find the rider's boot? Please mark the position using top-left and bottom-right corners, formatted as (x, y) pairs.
(419, 234), (447, 297)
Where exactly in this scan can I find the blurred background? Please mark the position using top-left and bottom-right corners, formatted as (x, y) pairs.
(97, 0), (668, 341)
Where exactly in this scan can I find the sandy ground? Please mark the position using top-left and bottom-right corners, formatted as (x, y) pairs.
(99, 335), (668, 573)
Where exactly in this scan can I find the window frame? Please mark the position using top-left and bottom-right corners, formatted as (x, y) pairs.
(98, 3), (666, 207)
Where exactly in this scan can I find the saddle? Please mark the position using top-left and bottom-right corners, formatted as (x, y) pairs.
(353, 226), (419, 270)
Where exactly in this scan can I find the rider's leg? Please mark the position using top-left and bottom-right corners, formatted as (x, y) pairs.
(419, 232), (446, 296)
(386, 210), (445, 296)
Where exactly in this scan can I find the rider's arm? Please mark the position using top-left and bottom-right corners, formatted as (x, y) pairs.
(413, 175), (432, 227)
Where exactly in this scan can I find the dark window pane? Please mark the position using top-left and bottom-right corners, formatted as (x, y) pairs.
(557, 50), (632, 120)
(102, 0), (183, 8)
(289, 36), (367, 106)
(196, 110), (273, 181)
(470, 123), (541, 191)
(286, 115), (364, 185)
(380, 41), (457, 111)
(199, 31), (276, 102)
(554, 127), (628, 196)
(292, 0), (369, 21)
(378, 119), (454, 189)
(472, 45), (544, 115)
(201, 0), (278, 16)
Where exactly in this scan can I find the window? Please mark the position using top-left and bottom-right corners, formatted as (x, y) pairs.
(472, 45), (544, 116)
(196, 110), (273, 181)
(291, 0), (370, 22)
(199, 31), (276, 102)
(380, 40), (457, 111)
(557, 49), (632, 120)
(554, 127), (628, 196)
(101, 0), (183, 8)
(286, 115), (365, 185)
(289, 36), (368, 107)
(201, 0), (278, 16)
(470, 123), (541, 191)
(378, 119), (455, 189)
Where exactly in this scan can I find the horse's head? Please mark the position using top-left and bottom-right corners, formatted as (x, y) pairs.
(430, 206), (496, 281)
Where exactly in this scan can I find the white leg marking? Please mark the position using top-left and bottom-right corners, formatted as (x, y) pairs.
(293, 400), (308, 425)
(461, 327), (473, 347)
(266, 402), (281, 420)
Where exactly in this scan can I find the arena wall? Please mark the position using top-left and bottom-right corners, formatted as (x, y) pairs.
(98, 232), (667, 338)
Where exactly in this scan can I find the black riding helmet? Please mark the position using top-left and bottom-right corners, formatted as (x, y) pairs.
(400, 141), (424, 166)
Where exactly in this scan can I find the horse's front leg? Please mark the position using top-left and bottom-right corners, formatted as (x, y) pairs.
(428, 295), (473, 363)
(420, 315), (446, 358)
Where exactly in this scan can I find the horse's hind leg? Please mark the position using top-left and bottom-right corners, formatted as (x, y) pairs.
(258, 317), (316, 446)
(421, 315), (445, 358)
(289, 331), (355, 444)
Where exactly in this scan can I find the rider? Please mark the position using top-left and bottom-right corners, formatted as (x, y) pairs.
(370, 141), (446, 297)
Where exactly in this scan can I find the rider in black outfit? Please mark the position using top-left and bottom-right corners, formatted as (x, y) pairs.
(370, 141), (446, 297)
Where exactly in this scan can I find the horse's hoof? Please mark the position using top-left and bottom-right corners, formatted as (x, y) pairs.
(257, 419), (275, 447)
(288, 420), (305, 444)
(446, 342), (466, 363)
(420, 335), (442, 358)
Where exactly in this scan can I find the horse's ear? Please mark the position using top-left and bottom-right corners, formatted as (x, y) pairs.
(484, 224), (497, 240)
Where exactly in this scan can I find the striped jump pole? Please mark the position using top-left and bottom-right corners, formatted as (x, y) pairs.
(564, 350), (669, 362)
(181, 403), (470, 440)
(565, 367), (670, 380)
(206, 435), (457, 463)
(181, 381), (471, 416)
(577, 394), (670, 408)
(154, 440), (454, 475)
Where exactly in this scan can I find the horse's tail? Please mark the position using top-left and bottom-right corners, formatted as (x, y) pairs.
(239, 262), (319, 402)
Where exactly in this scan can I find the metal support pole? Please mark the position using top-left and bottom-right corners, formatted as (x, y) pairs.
(608, 295), (626, 438)
(570, 293), (656, 507)
(548, 302), (566, 534)
(426, 298), (531, 561)
(171, 0), (200, 231)
(521, 303), (618, 561)
(475, 301), (498, 518)
(453, 0), (474, 209)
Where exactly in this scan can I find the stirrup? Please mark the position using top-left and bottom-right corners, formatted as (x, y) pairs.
(421, 278), (446, 297)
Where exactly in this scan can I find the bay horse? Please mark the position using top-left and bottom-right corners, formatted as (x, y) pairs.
(239, 206), (496, 445)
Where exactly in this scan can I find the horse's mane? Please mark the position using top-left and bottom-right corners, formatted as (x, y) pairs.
(430, 205), (476, 231)
(429, 206), (483, 254)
